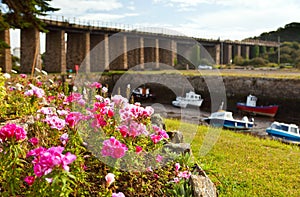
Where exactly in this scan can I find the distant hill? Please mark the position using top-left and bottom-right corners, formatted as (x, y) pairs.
(247, 22), (300, 42)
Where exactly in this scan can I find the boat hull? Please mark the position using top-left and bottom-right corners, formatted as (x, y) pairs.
(266, 128), (300, 142)
(204, 118), (254, 130)
(172, 99), (203, 108)
(237, 103), (278, 117)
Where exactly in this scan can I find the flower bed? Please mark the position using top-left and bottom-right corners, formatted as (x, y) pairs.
(0, 71), (198, 196)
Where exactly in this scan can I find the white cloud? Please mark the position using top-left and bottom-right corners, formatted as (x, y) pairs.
(81, 12), (140, 22)
(50, 0), (123, 16)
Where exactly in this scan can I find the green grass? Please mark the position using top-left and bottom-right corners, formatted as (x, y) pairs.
(165, 119), (300, 197)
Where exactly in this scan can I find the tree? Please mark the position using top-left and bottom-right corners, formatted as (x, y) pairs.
(0, 0), (59, 47)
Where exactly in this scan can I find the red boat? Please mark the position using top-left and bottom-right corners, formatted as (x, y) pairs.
(237, 95), (279, 117)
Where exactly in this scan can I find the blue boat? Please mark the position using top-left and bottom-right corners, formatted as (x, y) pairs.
(266, 122), (300, 142)
(204, 110), (254, 130)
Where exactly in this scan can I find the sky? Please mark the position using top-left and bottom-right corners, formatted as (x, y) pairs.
(9, 0), (300, 52)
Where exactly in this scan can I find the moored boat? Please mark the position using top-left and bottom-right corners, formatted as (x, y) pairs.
(132, 86), (156, 100)
(204, 104), (254, 130)
(266, 122), (300, 142)
(237, 95), (278, 117)
(172, 91), (203, 108)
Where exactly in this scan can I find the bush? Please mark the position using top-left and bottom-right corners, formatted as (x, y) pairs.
(247, 57), (268, 67)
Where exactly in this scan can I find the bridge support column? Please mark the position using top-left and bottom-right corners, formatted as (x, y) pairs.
(171, 40), (177, 66)
(159, 39), (173, 67)
(21, 27), (40, 73)
(123, 35), (128, 70)
(90, 34), (103, 72)
(109, 34), (127, 70)
(0, 29), (12, 73)
(233, 44), (241, 58)
(241, 45), (250, 60)
(140, 37), (144, 69)
(155, 39), (159, 69)
(66, 32), (90, 72)
(44, 30), (66, 73)
(223, 44), (232, 64)
(215, 44), (220, 65)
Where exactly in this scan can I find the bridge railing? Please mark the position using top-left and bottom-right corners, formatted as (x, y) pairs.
(41, 15), (186, 37)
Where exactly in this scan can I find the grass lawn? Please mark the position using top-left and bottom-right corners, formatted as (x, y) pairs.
(165, 119), (300, 197)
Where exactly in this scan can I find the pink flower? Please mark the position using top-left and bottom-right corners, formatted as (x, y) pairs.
(112, 192), (125, 197)
(27, 146), (76, 177)
(101, 137), (128, 159)
(111, 95), (128, 107)
(178, 171), (191, 179)
(20, 74), (27, 78)
(150, 134), (162, 144)
(156, 154), (163, 163)
(44, 115), (66, 130)
(118, 121), (148, 138)
(89, 82), (102, 89)
(175, 163), (180, 172)
(135, 146), (142, 154)
(65, 112), (83, 127)
(154, 174), (159, 179)
(24, 176), (35, 186)
(105, 173), (115, 187)
(146, 166), (153, 172)
(60, 133), (69, 145)
(173, 177), (180, 183)
(61, 152), (77, 171)
(0, 123), (27, 142)
(29, 137), (39, 146)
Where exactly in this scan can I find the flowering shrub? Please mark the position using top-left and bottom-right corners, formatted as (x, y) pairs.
(0, 73), (195, 196)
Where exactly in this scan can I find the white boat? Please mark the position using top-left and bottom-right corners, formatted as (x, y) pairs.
(266, 122), (300, 142)
(204, 104), (254, 130)
(172, 91), (203, 108)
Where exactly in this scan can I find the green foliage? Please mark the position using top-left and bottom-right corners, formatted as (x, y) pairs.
(1, 0), (59, 30)
(247, 57), (268, 67)
(251, 45), (260, 58)
(251, 22), (300, 42)
(233, 55), (244, 66)
(189, 45), (201, 67)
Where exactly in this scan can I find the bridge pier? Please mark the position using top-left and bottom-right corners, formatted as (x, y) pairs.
(241, 45), (250, 60)
(109, 34), (127, 70)
(223, 44), (232, 64)
(140, 37), (144, 69)
(90, 34), (104, 72)
(159, 39), (174, 67)
(126, 36), (141, 69)
(66, 32), (90, 72)
(21, 27), (41, 73)
(233, 44), (241, 58)
(0, 29), (12, 73)
(44, 30), (66, 73)
(155, 39), (159, 69)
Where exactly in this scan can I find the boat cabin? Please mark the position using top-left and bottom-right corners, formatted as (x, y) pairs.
(270, 122), (299, 135)
(210, 111), (234, 120)
(246, 94), (257, 107)
(185, 91), (201, 100)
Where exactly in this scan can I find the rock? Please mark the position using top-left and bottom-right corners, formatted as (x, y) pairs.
(163, 143), (191, 154)
(167, 130), (184, 143)
(190, 165), (218, 197)
(151, 113), (166, 130)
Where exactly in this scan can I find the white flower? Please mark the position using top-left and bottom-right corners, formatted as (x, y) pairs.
(41, 70), (48, 75)
(3, 73), (11, 79)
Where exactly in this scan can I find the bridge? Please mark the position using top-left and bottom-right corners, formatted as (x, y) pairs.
(0, 16), (279, 73)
